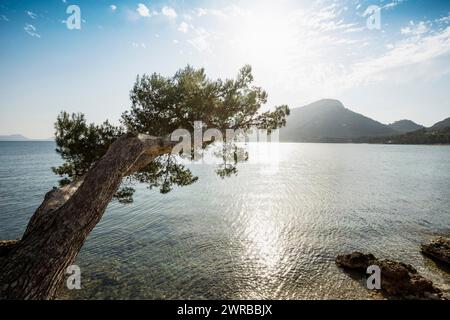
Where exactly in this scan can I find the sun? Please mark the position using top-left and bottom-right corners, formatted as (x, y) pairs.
(229, 4), (299, 69)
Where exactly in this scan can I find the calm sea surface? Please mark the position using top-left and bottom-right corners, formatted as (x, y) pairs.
(0, 141), (449, 299)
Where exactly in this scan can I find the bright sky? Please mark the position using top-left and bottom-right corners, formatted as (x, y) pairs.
(1, 0), (450, 139)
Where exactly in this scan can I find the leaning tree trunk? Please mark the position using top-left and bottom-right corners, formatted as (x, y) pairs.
(0, 134), (175, 299)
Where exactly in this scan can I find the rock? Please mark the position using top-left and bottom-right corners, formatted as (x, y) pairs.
(336, 252), (443, 300)
(421, 237), (450, 267)
(375, 259), (439, 299)
(336, 252), (376, 270)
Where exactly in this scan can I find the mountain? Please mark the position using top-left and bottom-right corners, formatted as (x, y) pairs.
(429, 117), (450, 131)
(280, 99), (397, 142)
(364, 117), (450, 145)
(0, 134), (30, 141)
(388, 120), (424, 134)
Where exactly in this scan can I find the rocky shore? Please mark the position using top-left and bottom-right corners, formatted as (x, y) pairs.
(336, 251), (443, 300)
(421, 237), (450, 267)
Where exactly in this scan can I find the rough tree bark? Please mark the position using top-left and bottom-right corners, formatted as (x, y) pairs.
(0, 134), (176, 300)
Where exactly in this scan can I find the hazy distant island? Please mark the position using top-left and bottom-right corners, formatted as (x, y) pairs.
(0, 134), (53, 142)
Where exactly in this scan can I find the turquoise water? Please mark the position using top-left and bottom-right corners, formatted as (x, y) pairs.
(0, 141), (449, 299)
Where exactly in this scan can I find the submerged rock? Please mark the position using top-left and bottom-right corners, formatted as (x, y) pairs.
(421, 237), (450, 267)
(336, 252), (443, 300)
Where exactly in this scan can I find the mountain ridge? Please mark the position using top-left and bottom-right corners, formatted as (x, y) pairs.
(430, 117), (450, 131)
(280, 99), (397, 142)
(388, 120), (424, 134)
(279, 99), (448, 143)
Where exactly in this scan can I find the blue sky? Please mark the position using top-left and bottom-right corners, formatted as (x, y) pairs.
(1, 0), (450, 138)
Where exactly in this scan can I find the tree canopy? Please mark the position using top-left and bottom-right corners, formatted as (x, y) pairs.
(52, 65), (289, 202)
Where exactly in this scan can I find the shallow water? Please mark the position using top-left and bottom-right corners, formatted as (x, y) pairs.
(1, 141), (449, 299)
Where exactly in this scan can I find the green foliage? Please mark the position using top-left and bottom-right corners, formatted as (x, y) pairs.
(133, 154), (198, 194)
(114, 186), (135, 204)
(362, 127), (450, 144)
(52, 112), (124, 185)
(53, 65), (290, 203)
(122, 65), (289, 134)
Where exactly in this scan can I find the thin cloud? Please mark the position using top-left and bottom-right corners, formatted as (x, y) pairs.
(435, 12), (450, 25)
(179, 0), (449, 101)
(347, 26), (450, 86)
(110, 5), (117, 12)
(162, 6), (177, 18)
(26, 11), (38, 20)
(401, 21), (430, 36)
(195, 8), (207, 17)
(137, 4), (151, 17)
(187, 27), (211, 52)
(382, 0), (406, 10)
(178, 22), (189, 33)
(131, 42), (146, 49)
(193, 5), (246, 19)
(24, 24), (40, 38)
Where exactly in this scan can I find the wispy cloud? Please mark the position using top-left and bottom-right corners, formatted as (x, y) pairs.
(401, 21), (430, 36)
(193, 5), (246, 19)
(137, 4), (151, 17)
(0, 14), (9, 22)
(194, 8), (226, 18)
(24, 24), (40, 38)
(26, 11), (38, 20)
(172, 1), (450, 102)
(181, 2), (363, 56)
(435, 12), (450, 25)
(162, 6), (177, 18)
(195, 8), (207, 17)
(110, 5), (117, 12)
(187, 27), (211, 52)
(131, 42), (146, 49)
(346, 26), (450, 86)
(382, 0), (406, 11)
(178, 22), (189, 33)
(135, 3), (158, 19)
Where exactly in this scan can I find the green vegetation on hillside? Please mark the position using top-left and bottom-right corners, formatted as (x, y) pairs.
(363, 127), (450, 145)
